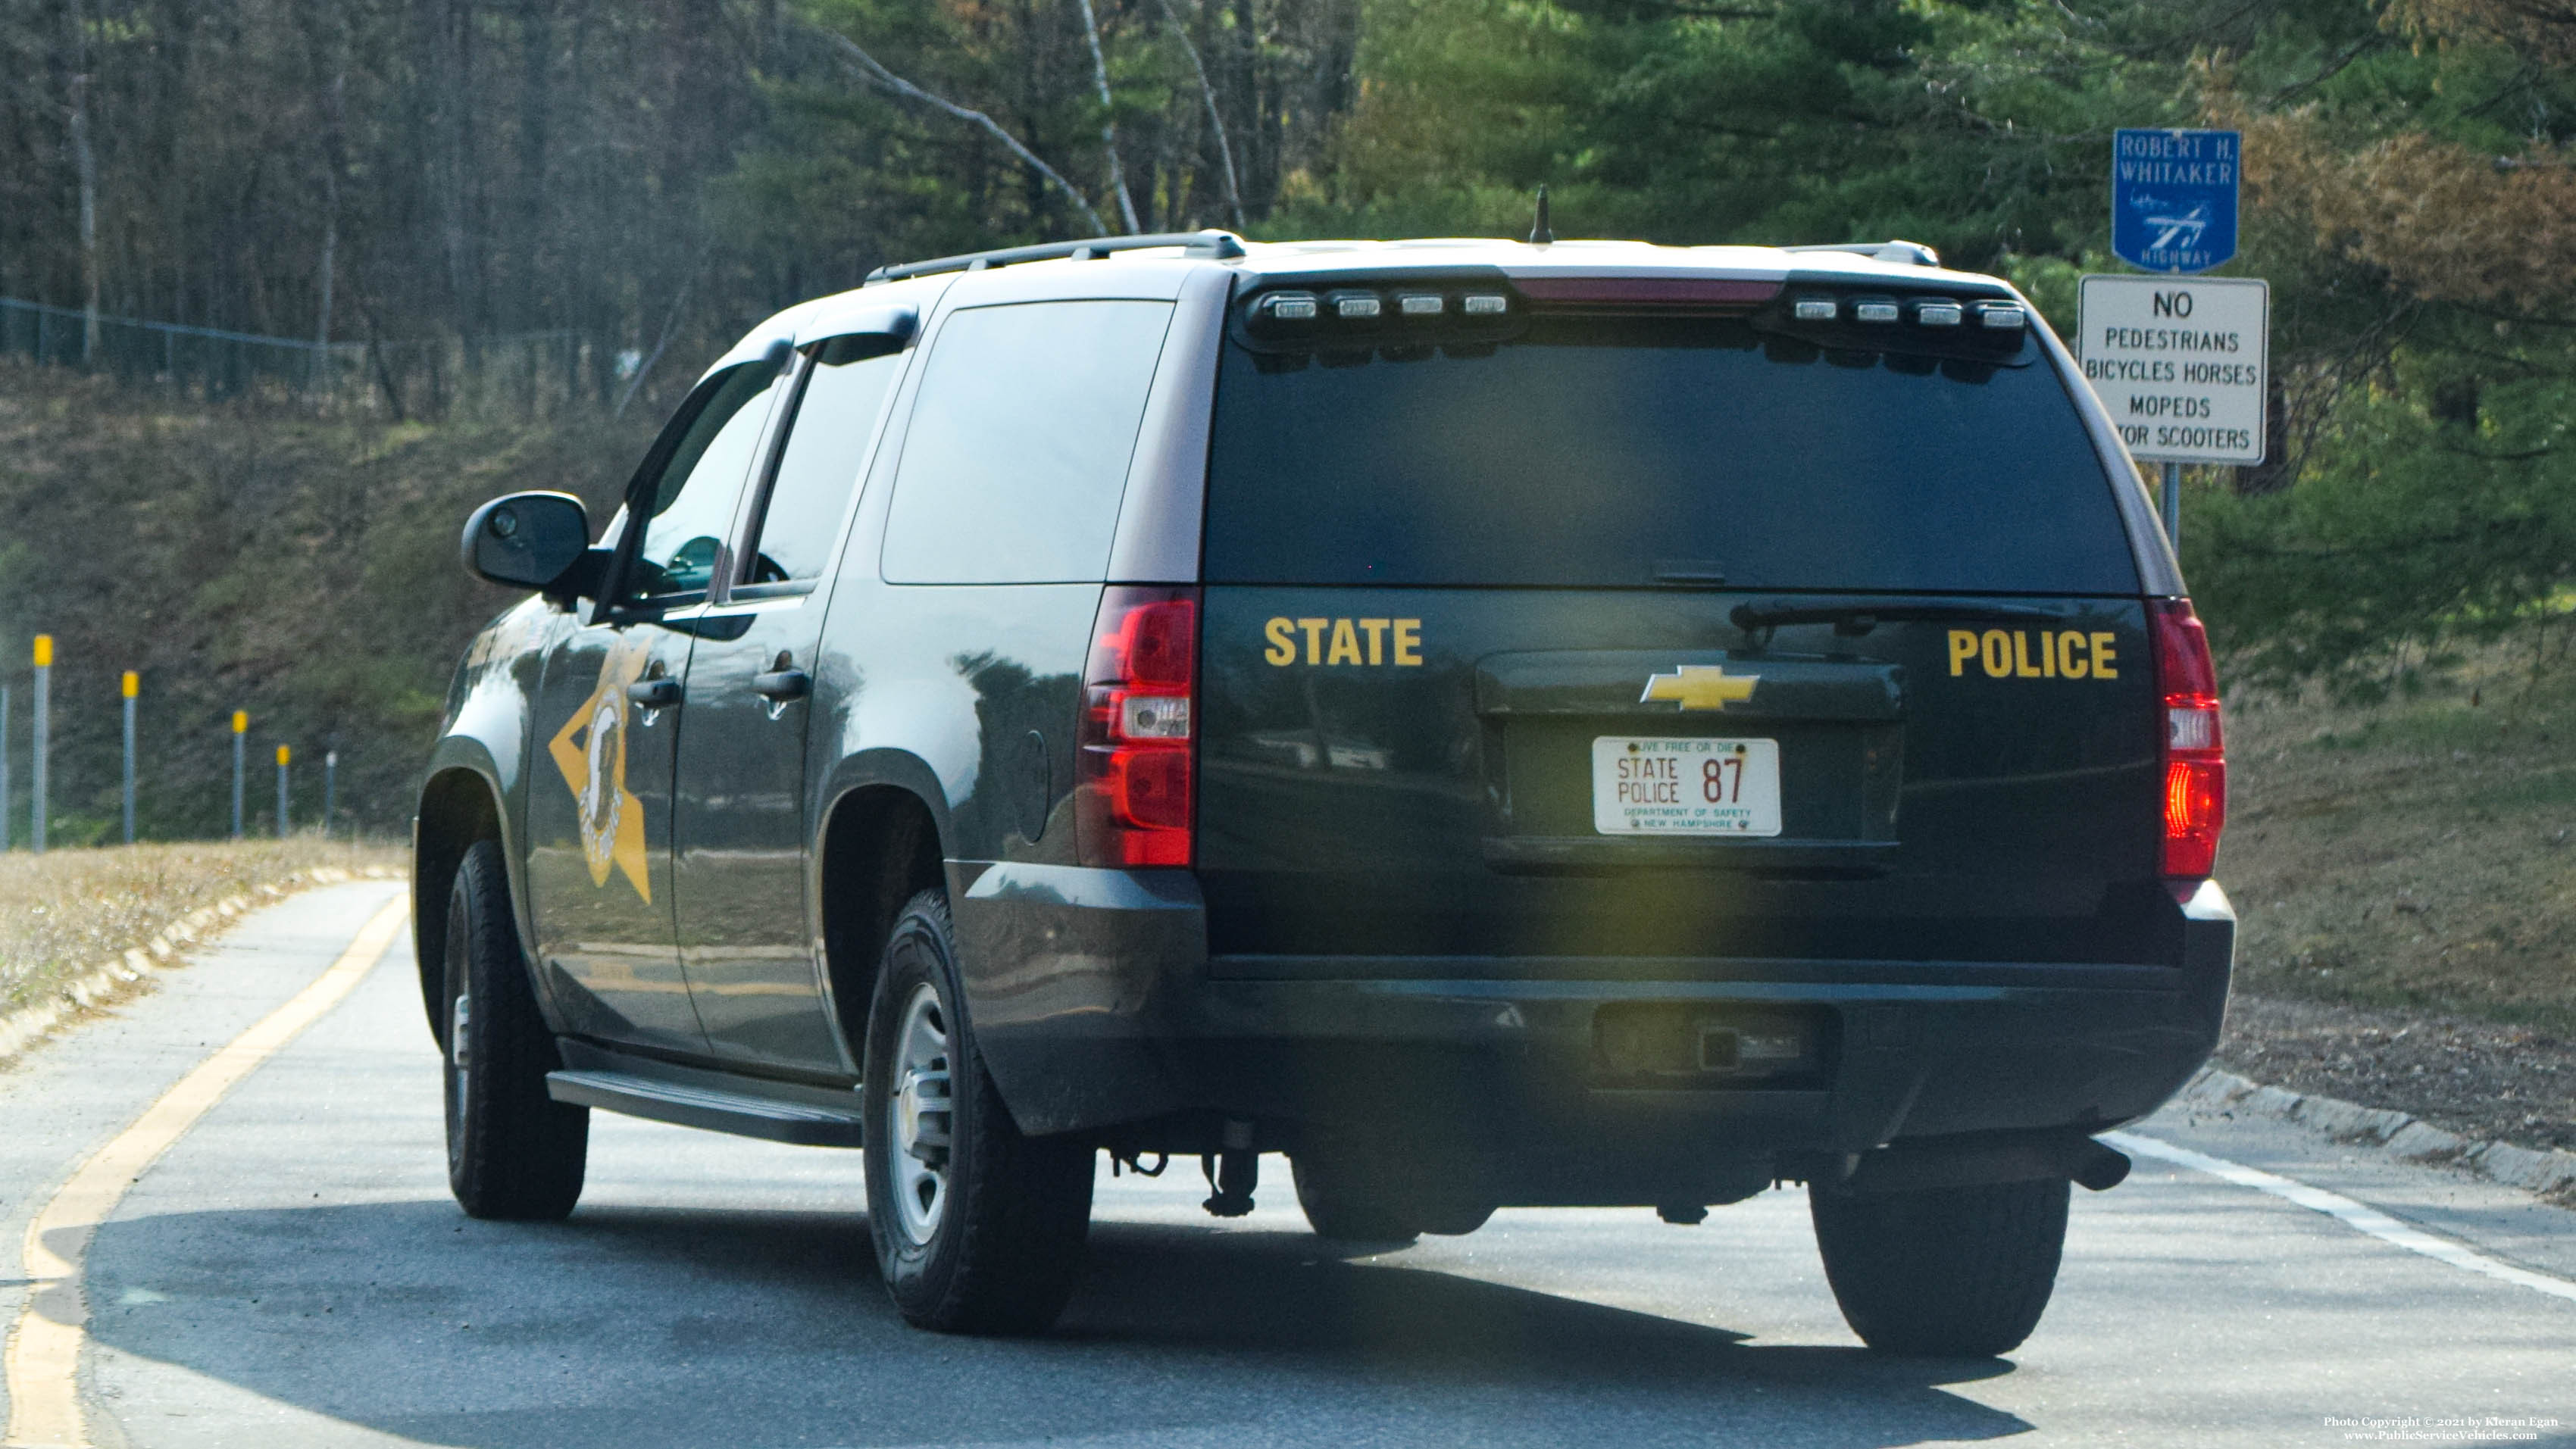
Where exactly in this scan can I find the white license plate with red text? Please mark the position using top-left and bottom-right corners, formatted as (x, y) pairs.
(1591, 736), (1781, 836)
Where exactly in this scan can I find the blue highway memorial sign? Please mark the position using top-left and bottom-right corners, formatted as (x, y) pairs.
(2112, 129), (2240, 274)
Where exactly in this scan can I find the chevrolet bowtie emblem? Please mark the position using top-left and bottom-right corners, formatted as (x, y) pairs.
(1640, 664), (1758, 710)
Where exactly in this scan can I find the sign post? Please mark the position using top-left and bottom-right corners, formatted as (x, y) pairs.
(1, 682), (11, 851)
(230, 710), (248, 840)
(324, 749), (338, 839)
(121, 670), (138, 845)
(30, 635), (49, 854)
(276, 745), (291, 838)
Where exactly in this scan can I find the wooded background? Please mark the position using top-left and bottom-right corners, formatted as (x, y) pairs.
(5, 0), (2576, 840)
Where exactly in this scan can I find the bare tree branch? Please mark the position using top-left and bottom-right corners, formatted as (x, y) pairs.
(64, 0), (99, 361)
(1075, 0), (1142, 233)
(1156, 0), (1246, 232)
(2264, 29), (2391, 105)
(617, 264), (697, 420)
(815, 27), (1111, 236)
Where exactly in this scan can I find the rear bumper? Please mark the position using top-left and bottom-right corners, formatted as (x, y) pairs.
(954, 861), (2234, 1185)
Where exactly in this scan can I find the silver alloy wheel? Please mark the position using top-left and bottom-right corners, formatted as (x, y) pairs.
(448, 988), (472, 1122)
(888, 982), (954, 1246)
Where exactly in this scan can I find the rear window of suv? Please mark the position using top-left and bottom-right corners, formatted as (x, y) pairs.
(1203, 312), (2140, 594)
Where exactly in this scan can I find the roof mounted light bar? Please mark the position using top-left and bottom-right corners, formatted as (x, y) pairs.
(1236, 275), (1522, 351)
(864, 230), (1248, 284)
(1781, 239), (1943, 268)
(1759, 283), (2031, 363)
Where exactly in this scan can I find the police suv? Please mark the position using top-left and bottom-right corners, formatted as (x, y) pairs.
(420, 230), (2234, 1354)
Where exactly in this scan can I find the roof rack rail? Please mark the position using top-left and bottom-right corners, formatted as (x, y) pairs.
(1781, 239), (1942, 268)
(865, 230), (1248, 284)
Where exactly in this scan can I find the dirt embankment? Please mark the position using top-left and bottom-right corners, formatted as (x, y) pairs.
(2215, 637), (2576, 1154)
(0, 357), (648, 844)
(2217, 995), (2574, 1154)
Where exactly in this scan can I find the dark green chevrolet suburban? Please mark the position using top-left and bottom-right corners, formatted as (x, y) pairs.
(417, 231), (2234, 1354)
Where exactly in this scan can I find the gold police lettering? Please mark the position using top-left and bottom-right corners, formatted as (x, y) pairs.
(1946, 629), (2118, 680)
(1264, 617), (1423, 666)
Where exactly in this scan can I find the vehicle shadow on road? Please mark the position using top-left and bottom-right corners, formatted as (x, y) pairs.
(83, 1199), (2029, 1447)
(1074, 1218), (2018, 1394)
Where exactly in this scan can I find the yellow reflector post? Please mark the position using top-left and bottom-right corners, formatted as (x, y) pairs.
(233, 710), (249, 734)
(122, 670), (139, 698)
(32, 635), (52, 667)
(277, 745), (291, 766)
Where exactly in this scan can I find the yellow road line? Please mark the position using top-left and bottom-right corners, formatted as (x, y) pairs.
(3, 895), (410, 1449)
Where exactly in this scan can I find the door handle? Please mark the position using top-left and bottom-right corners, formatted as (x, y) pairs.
(750, 668), (811, 701)
(627, 678), (683, 709)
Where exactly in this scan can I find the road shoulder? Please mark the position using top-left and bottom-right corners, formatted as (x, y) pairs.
(0, 881), (409, 1441)
(2134, 1080), (2576, 1287)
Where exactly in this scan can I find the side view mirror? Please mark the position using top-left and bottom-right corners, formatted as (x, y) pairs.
(460, 492), (602, 601)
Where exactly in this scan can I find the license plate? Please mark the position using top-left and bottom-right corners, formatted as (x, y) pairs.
(1592, 736), (1781, 836)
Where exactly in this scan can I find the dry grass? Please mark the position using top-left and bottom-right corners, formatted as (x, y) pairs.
(2221, 634), (2576, 1036)
(0, 838), (405, 1015)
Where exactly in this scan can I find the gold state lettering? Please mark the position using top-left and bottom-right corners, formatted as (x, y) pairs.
(1265, 617), (1427, 666)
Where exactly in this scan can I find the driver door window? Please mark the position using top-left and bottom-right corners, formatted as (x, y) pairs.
(626, 361), (787, 603)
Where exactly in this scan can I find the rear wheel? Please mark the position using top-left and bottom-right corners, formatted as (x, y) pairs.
(1809, 1176), (2069, 1357)
(443, 838), (587, 1220)
(862, 891), (1094, 1334)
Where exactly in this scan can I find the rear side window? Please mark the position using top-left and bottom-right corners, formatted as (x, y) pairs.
(747, 340), (904, 586)
(1204, 315), (2139, 594)
(882, 300), (1174, 584)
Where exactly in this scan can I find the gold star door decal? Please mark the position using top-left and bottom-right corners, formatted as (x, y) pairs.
(548, 637), (655, 902)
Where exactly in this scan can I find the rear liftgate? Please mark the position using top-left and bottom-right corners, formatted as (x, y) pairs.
(1193, 267), (2188, 1210)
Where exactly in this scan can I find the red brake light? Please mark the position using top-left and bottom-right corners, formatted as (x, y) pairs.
(1077, 586), (1198, 867)
(2152, 598), (2224, 879)
(1510, 276), (1783, 308)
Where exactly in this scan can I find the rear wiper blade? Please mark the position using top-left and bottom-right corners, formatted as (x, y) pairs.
(1652, 559), (1728, 586)
(1730, 599), (2068, 638)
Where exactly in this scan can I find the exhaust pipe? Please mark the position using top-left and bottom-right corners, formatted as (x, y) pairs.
(1834, 1129), (2134, 1196)
(2067, 1137), (2131, 1192)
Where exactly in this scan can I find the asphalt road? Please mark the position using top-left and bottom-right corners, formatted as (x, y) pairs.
(4, 882), (2572, 1448)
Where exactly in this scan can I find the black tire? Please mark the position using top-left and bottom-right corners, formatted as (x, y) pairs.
(443, 838), (588, 1220)
(1810, 1176), (2070, 1357)
(862, 891), (1093, 1334)
(1290, 1157), (1423, 1244)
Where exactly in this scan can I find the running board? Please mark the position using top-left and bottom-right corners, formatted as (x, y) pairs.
(546, 1070), (868, 1148)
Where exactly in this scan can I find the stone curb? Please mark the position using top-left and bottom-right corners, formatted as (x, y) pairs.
(2176, 1066), (2576, 1199)
(0, 865), (406, 1071)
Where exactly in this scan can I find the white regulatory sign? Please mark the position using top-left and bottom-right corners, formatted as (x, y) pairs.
(2076, 274), (2268, 467)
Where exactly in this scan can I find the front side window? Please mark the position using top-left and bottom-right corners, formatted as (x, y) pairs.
(746, 339), (905, 587)
(625, 362), (785, 602)
(881, 300), (1174, 585)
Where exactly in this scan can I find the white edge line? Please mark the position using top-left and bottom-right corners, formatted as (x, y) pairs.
(2105, 1130), (2576, 1305)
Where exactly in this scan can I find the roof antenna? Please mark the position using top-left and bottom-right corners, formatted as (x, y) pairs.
(1529, 186), (1554, 246)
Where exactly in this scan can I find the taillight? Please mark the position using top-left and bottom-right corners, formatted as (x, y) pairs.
(1077, 586), (1198, 867)
(2152, 598), (2224, 879)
